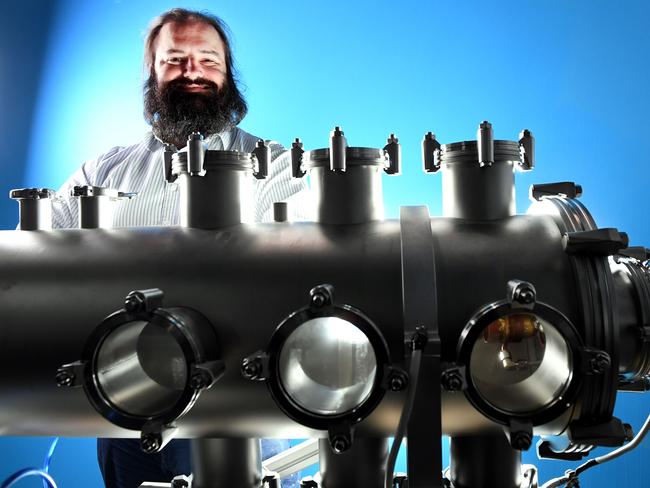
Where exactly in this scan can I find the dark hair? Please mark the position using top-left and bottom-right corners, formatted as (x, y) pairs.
(143, 8), (247, 125)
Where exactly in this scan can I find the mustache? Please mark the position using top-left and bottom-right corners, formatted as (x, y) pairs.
(165, 77), (220, 92)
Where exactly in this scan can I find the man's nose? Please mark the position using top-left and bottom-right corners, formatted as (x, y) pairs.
(182, 58), (203, 80)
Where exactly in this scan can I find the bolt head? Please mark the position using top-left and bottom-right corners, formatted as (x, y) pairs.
(141, 435), (161, 453)
(55, 370), (74, 387)
(442, 371), (463, 391)
(190, 371), (211, 390)
(389, 373), (407, 392)
(311, 293), (327, 308)
(512, 431), (532, 451)
(514, 286), (535, 305)
(124, 295), (144, 313)
(591, 352), (611, 374)
(241, 359), (261, 380)
(331, 435), (350, 453)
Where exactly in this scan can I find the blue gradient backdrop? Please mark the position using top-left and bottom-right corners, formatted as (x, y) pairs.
(0, 0), (648, 487)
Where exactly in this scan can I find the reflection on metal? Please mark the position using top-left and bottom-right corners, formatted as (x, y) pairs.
(96, 320), (187, 417)
(471, 314), (572, 414)
(278, 317), (378, 416)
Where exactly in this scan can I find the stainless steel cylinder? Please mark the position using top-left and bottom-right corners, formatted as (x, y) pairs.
(0, 215), (587, 439)
(72, 186), (122, 229)
(440, 140), (518, 220)
(9, 188), (54, 230)
(173, 150), (255, 229)
(191, 438), (262, 488)
(319, 438), (388, 488)
(450, 433), (521, 488)
(305, 148), (386, 224)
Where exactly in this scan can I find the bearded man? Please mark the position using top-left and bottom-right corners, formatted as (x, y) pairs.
(53, 8), (305, 229)
(51, 8), (304, 488)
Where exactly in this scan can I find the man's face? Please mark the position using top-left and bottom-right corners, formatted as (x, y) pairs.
(144, 19), (247, 146)
(153, 20), (227, 92)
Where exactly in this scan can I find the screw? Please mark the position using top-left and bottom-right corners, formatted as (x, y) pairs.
(511, 431), (532, 451)
(331, 435), (350, 453)
(55, 370), (75, 387)
(515, 287), (536, 305)
(141, 435), (161, 453)
(388, 371), (408, 392)
(590, 352), (611, 374)
(241, 358), (262, 380)
(441, 370), (463, 391)
(311, 293), (327, 308)
(410, 327), (428, 351)
(124, 293), (145, 313)
(190, 370), (211, 390)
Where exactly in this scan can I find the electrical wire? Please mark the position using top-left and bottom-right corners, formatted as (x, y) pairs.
(42, 437), (59, 488)
(0, 468), (57, 488)
(384, 348), (423, 488)
(540, 413), (650, 488)
(0, 437), (59, 488)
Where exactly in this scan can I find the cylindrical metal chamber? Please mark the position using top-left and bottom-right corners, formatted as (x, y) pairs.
(0, 213), (595, 439)
(72, 185), (122, 229)
(440, 140), (519, 220)
(304, 147), (386, 224)
(9, 188), (55, 230)
(449, 433), (522, 488)
(318, 438), (388, 488)
(191, 438), (262, 488)
(172, 150), (256, 228)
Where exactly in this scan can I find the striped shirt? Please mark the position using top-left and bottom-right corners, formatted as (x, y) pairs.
(52, 127), (308, 228)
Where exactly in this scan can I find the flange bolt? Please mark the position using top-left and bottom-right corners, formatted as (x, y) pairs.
(241, 358), (263, 380)
(331, 435), (351, 454)
(55, 369), (75, 387)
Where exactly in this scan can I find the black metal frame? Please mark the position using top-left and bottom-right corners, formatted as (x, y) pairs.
(81, 307), (204, 431)
(263, 299), (391, 431)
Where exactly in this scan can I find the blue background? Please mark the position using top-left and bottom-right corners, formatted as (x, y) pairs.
(0, 0), (648, 486)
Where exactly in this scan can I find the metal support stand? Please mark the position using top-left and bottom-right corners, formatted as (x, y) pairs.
(191, 438), (262, 488)
(449, 433), (521, 488)
(401, 206), (443, 488)
(319, 438), (388, 488)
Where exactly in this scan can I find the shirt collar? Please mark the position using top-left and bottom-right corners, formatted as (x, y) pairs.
(144, 129), (232, 152)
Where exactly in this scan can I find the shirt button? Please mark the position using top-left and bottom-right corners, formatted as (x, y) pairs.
(169, 184), (178, 192)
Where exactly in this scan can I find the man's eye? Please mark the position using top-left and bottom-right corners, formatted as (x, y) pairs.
(202, 59), (219, 66)
(167, 57), (182, 65)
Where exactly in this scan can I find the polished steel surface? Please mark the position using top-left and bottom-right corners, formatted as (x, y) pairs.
(278, 317), (377, 416)
(0, 213), (624, 438)
(470, 316), (572, 414)
(96, 320), (187, 417)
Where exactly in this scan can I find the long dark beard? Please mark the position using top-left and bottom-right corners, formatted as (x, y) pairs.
(143, 75), (247, 146)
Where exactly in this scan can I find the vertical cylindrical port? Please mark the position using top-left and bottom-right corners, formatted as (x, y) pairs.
(172, 150), (256, 229)
(273, 202), (288, 223)
(71, 186), (126, 229)
(438, 122), (521, 220)
(9, 188), (55, 230)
